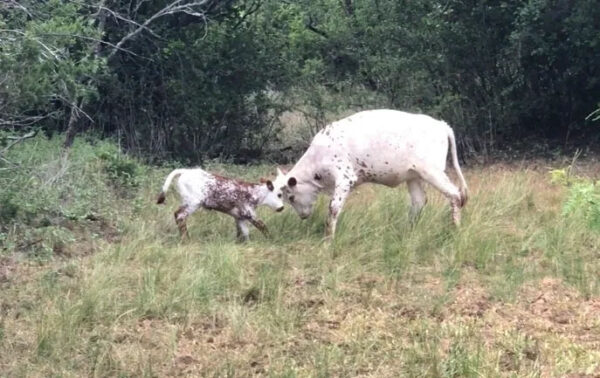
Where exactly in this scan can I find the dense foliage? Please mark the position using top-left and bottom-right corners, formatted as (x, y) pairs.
(1, 0), (599, 161)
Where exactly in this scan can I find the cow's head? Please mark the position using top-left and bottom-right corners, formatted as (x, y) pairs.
(259, 177), (285, 212)
(274, 167), (320, 219)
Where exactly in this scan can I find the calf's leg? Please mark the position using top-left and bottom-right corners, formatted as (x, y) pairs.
(236, 219), (250, 242)
(249, 218), (270, 238)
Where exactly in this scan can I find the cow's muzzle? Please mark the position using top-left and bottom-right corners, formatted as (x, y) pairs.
(276, 206), (284, 212)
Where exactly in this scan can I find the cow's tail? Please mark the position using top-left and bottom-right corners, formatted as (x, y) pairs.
(157, 169), (185, 204)
(448, 127), (468, 207)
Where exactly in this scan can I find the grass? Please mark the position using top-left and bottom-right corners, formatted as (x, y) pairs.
(1, 137), (600, 377)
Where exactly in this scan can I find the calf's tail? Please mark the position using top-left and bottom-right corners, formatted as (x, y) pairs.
(157, 169), (185, 204)
(448, 128), (468, 207)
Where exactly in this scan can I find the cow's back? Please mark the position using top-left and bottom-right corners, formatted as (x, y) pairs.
(324, 110), (450, 175)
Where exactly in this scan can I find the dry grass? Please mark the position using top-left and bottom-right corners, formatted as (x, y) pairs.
(1, 161), (600, 377)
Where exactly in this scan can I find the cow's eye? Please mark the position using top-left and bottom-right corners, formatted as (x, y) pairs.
(277, 193), (282, 198)
(289, 195), (295, 203)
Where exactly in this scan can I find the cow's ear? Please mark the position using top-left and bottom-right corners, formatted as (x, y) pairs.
(314, 173), (322, 181)
(288, 177), (297, 187)
(266, 180), (274, 191)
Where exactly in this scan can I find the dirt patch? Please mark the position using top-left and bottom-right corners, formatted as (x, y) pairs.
(0, 256), (17, 283)
(446, 283), (491, 319)
(513, 278), (600, 347)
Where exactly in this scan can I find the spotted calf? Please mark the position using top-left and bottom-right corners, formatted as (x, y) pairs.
(156, 168), (284, 241)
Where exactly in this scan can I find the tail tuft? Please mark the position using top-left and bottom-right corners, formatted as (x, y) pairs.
(459, 188), (468, 208)
(157, 192), (166, 204)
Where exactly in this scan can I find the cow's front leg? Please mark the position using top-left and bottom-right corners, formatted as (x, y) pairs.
(326, 183), (352, 238)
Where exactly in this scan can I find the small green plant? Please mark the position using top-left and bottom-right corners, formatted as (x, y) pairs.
(0, 192), (19, 225)
(562, 180), (600, 230)
(550, 154), (600, 230)
(97, 144), (141, 188)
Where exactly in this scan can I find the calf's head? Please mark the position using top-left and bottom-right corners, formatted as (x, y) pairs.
(259, 178), (285, 212)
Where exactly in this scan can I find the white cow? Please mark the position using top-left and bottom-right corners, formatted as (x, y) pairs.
(274, 109), (468, 237)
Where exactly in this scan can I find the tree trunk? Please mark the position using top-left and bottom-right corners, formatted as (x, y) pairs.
(62, 1), (106, 150)
(62, 100), (81, 148)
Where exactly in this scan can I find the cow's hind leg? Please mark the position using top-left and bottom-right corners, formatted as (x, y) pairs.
(412, 167), (462, 226)
(407, 179), (427, 225)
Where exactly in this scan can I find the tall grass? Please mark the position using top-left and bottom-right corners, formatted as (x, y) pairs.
(1, 137), (599, 376)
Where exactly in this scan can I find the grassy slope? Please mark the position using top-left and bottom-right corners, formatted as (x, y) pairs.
(1, 138), (600, 377)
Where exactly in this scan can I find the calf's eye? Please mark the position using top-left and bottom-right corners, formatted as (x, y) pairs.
(278, 194), (282, 198)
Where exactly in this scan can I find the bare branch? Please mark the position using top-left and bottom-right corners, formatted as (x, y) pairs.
(98, 5), (164, 41)
(134, 0), (152, 15)
(0, 29), (61, 60)
(1, 1), (33, 17)
(40, 32), (144, 59)
(1, 130), (38, 156)
(0, 113), (57, 127)
(54, 94), (94, 123)
(108, 0), (210, 58)
(305, 15), (329, 39)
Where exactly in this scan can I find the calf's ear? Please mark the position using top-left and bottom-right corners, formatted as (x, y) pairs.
(277, 167), (287, 176)
(288, 177), (297, 187)
(266, 180), (274, 191)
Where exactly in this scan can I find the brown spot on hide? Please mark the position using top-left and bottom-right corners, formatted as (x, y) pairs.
(203, 179), (258, 214)
(213, 173), (253, 188)
(359, 161), (367, 168)
(157, 192), (166, 204)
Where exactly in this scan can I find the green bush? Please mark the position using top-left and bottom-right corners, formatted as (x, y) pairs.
(563, 181), (600, 230)
(0, 134), (145, 256)
(97, 143), (141, 188)
(551, 168), (600, 230)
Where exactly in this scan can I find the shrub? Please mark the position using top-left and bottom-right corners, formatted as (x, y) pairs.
(97, 143), (141, 188)
(551, 167), (600, 230)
